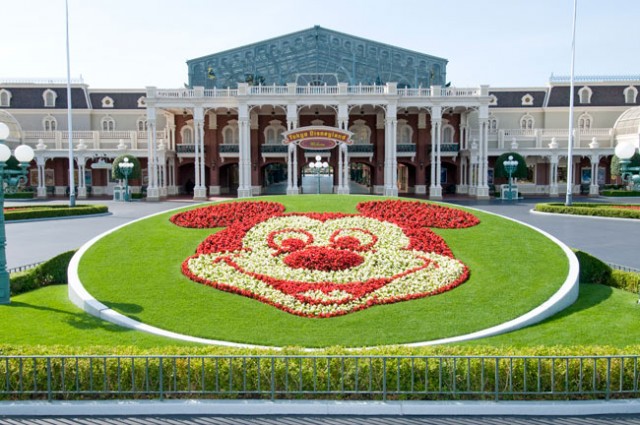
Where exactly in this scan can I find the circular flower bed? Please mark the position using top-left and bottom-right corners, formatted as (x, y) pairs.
(172, 200), (480, 318)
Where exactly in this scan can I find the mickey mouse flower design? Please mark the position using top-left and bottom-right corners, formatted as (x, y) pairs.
(171, 200), (479, 318)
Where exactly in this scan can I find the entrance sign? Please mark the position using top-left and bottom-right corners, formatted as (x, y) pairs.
(283, 126), (353, 148)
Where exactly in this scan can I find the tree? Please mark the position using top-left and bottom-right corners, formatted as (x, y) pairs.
(111, 155), (141, 181)
(493, 152), (528, 179)
(611, 152), (640, 177)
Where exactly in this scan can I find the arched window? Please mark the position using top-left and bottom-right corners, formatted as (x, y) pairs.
(624, 86), (638, 104)
(0, 89), (11, 107)
(396, 119), (413, 144)
(488, 114), (498, 132)
(488, 95), (498, 106)
(101, 96), (114, 108)
(136, 116), (147, 131)
(520, 114), (534, 130)
(349, 119), (371, 144)
(137, 96), (146, 108)
(43, 89), (57, 107)
(222, 120), (239, 144)
(181, 125), (194, 144)
(578, 86), (592, 104)
(263, 119), (286, 144)
(43, 115), (57, 132)
(521, 94), (534, 106)
(101, 116), (116, 131)
(578, 113), (592, 130)
(442, 124), (454, 144)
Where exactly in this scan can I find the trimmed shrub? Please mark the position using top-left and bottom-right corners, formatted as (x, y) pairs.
(610, 269), (640, 294)
(535, 203), (640, 219)
(10, 250), (76, 296)
(574, 250), (613, 285)
(4, 192), (35, 199)
(4, 204), (108, 221)
(601, 190), (640, 197)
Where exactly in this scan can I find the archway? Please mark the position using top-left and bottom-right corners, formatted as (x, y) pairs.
(219, 163), (239, 195)
(262, 162), (288, 195)
(349, 162), (373, 194)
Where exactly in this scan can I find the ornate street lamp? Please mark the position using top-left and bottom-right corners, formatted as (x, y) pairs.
(308, 155), (328, 194)
(503, 155), (518, 201)
(614, 141), (640, 191)
(118, 157), (134, 201)
(0, 122), (35, 304)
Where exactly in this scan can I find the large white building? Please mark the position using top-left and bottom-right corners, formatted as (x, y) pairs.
(1, 26), (638, 200)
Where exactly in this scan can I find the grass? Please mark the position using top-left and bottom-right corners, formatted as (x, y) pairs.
(2, 281), (640, 352)
(77, 195), (569, 348)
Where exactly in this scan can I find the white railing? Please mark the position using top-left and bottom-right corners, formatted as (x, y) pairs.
(155, 89), (196, 98)
(296, 85), (340, 95)
(61, 131), (95, 139)
(204, 88), (238, 97)
(398, 88), (431, 97)
(348, 85), (385, 95)
(0, 77), (84, 85)
(100, 131), (132, 139)
(248, 85), (289, 95)
(549, 74), (640, 83)
(23, 131), (56, 139)
(503, 129), (536, 137)
(439, 87), (481, 96)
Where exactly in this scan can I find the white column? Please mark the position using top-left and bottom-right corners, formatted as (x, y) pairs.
(237, 103), (252, 198)
(476, 105), (490, 199)
(384, 104), (398, 197)
(146, 107), (160, 201)
(338, 143), (350, 194)
(193, 107), (207, 200)
(549, 154), (559, 196)
(429, 106), (443, 199)
(76, 157), (87, 199)
(36, 156), (47, 198)
(286, 104), (300, 195)
(590, 154), (600, 196)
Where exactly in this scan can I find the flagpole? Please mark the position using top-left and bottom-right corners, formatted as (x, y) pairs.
(65, 0), (76, 207)
(565, 0), (577, 206)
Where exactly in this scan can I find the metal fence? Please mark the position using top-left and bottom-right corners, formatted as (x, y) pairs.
(2, 355), (640, 401)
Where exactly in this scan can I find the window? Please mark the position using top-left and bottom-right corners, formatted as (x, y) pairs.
(349, 119), (371, 144)
(578, 86), (592, 104)
(101, 96), (114, 108)
(488, 114), (498, 132)
(442, 124), (454, 144)
(396, 119), (412, 144)
(521, 94), (534, 106)
(222, 120), (239, 144)
(43, 89), (57, 107)
(488, 95), (498, 106)
(136, 116), (147, 131)
(624, 86), (638, 104)
(0, 89), (11, 107)
(43, 115), (57, 131)
(101, 116), (115, 131)
(181, 126), (194, 144)
(520, 114), (534, 130)
(263, 120), (286, 144)
(578, 113), (592, 130)
(137, 96), (146, 108)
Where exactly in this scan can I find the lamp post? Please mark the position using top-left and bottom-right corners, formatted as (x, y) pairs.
(308, 155), (328, 194)
(503, 155), (518, 201)
(615, 142), (640, 191)
(0, 122), (35, 304)
(118, 157), (134, 201)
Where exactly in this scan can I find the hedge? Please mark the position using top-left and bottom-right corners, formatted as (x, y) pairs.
(1, 346), (640, 400)
(601, 190), (640, 197)
(574, 249), (640, 293)
(4, 204), (108, 221)
(535, 203), (640, 219)
(9, 250), (76, 296)
(4, 192), (34, 199)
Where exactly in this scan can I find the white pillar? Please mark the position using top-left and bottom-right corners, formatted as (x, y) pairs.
(476, 105), (490, 199)
(384, 104), (398, 197)
(36, 156), (47, 198)
(590, 154), (600, 196)
(337, 143), (350, 194)
(193, 107), (207, 200)
(286, 104), (300, 195)
(549, 154), (559, 196)
(429, 106), (443, 199)
(145, 106), (160, 201)
(237, 103), (252, 198)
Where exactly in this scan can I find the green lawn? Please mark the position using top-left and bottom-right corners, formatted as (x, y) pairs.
(76, 195), (569, 348)
(1, 282), (639, 353)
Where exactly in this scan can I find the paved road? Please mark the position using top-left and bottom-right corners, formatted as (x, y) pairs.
(5, 193), (639, 270)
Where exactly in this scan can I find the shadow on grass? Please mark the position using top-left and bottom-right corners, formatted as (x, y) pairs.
(9, 301), (138, 333)
(106, 302), (144, 314)
(539, 283), (613, 322)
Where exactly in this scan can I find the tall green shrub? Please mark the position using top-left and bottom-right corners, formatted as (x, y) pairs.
(10, 250), (76, 295)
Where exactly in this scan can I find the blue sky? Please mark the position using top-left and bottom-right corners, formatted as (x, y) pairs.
(3, 0), (639, 88)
